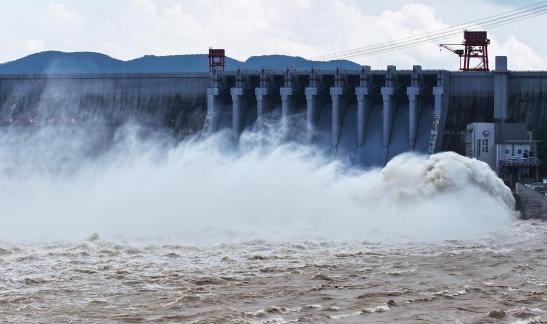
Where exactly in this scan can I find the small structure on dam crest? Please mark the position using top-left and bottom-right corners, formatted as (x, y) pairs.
(208, 49), (226, 72)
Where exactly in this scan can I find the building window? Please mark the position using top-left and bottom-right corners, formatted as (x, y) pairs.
(505, 149), (509, 154)
(518, 149), (522, 155)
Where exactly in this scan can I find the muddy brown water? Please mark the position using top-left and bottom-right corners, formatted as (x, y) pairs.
(0, 220), (546, 323)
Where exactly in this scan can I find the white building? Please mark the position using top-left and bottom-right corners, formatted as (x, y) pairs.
(465, 122), (495, 169)
(465, 122), (541, 184)
(496, 140), (540, 181)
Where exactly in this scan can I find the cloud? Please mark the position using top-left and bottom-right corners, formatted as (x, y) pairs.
(304, 2), (454, 69)
(47, 2), (86, 25)
(21, 38), (46, 53)
(0, 0), (544, 70)
(491, 36), (546, 70)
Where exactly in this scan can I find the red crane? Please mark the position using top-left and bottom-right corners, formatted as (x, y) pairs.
(440, 31), (490, 71)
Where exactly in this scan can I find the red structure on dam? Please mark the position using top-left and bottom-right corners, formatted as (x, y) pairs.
(440, 31), (490, 71)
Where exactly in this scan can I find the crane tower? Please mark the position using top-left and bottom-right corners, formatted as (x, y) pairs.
(440, 31), (490, 71)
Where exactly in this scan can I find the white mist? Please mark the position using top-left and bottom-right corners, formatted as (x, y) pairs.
(0, 125), (517, 243)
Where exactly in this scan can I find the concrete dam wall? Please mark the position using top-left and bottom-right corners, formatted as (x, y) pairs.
(0, 57), (545, 167)
(0, 73), (209, 134)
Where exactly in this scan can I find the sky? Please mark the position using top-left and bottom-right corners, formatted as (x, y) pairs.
(0, 0), (545, 70)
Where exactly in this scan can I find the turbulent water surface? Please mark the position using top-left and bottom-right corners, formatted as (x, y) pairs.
(0, 124), (545, 323)
(1, 221), (547, 323)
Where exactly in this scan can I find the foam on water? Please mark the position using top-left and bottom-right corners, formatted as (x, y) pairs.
(0, 123), (518, 242)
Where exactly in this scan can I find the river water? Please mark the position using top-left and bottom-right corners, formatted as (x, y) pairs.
(0, 220), (546, 323)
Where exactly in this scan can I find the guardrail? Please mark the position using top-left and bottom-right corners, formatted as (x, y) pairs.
(500, 158), (541, 167)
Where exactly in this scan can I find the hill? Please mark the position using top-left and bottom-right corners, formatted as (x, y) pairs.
(0, 51), (360, 74)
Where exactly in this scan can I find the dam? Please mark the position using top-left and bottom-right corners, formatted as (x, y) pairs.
(0, 56), (546, 167)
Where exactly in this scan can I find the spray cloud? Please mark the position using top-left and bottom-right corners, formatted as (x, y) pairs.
(0, 119), (517, 243)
